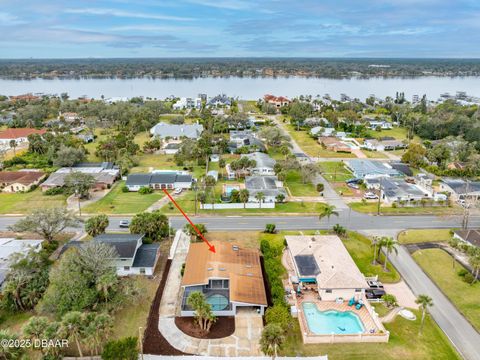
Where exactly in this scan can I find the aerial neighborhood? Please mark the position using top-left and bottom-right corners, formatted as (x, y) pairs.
(0, 87), (479, 360)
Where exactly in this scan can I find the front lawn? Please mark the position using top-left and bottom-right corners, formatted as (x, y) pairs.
(342, 231), (400, 283)
(0, 189), (67, 214)
(361, 149), (388, 159)
(349, 201), (461, 215)
(398, 229), (453, 244)
(280, 308), (460, 360)
(285, 170), (318, 196)
(83, 181), (164, 214)
(318, 161), (353, 182)
(413, 248), (480, 331)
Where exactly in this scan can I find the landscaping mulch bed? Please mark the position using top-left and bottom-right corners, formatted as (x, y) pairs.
(142, 259), (188, 355)
(175, 316), (235, 339)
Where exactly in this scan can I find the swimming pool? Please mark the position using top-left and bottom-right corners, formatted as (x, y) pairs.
(206, 294), (229, 311)
(302, 302), (365, 334)
(224, 185), (240, 195)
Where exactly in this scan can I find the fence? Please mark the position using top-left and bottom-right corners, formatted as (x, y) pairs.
(200, 202), (275, 209)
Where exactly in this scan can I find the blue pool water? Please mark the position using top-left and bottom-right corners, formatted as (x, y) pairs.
(225, 185), (240, 196)
(302, 302), (365, 334)
(207, 294), (229, 311)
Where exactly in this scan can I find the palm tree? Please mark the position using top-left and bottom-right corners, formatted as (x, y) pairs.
(260, 323), (285, 360)
(9, 139), (17, 156)
(319, 204), (338, 225)
(279, 144), (290, 160)
(96, 272), (118, 303)
(468, 250), (480, 284)
(382, 237), (398, 271)
(416, 294), (433, 335)
(371, 236), (379, 265)
(61, 311), (85, 357)
(239, 189), (249, 208)
(255, 192), (265, 208)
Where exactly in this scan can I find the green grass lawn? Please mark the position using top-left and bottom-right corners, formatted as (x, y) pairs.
(413, 248), (480, 331)
(349, 201), (462, 215)
(342, 231), (400, 283)
(366, 127), (410, 141)
(285, 170), (318, 196)
(398, 229), (453, 244)
(0, 189), (67, 214)
(318, 161), (353, 182)
(83, 181), (164, 214)
(362, 149), (388, 159)
(280, 308), (460, 360)
(285, 124), (355, 158)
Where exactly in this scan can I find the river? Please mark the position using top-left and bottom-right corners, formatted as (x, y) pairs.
(1, 76), (479, 100)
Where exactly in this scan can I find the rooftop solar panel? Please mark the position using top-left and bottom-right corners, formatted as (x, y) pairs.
(294, 255), (320, 277)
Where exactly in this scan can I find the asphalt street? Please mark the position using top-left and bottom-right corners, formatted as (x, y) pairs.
(390, 246), (480, 360)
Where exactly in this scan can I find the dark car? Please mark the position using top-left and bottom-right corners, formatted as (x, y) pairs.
(366, 289), (386, 299)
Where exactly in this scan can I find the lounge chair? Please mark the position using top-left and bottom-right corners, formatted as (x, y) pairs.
(348, 297), (356, 306)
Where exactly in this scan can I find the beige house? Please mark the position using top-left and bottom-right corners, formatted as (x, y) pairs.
(285, 235), (368, 301)
(0, 171), (46, 193)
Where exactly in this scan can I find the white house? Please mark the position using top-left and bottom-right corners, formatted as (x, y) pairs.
(125, 171), (192, 191)
(363, 139), (406, 152)
(172, 97), (202, 110)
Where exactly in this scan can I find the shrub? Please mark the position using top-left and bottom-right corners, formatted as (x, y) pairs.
(121, 185), (129, 193)
(44, 187), (65, 196)
(265, 304), (292, 329)
(333, 224), (346, 236)
(264, 224), (276, 234)
(180, 263), (186, 277)
(391, 202), (397, 208)
(138, 186), (153, 194)
(463, 273), (474, 284)
(102, 337), (138, 360)
(316, 183), (324, 192)
(261, 238), (286, 306)
(457, 269), (468, 277)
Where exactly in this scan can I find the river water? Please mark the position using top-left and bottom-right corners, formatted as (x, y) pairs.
(1, 76), (479, 100)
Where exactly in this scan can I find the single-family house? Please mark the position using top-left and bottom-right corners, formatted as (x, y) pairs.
(318, 137), (352, 153)
(125, 171), (192, 191)
(285, 235), (368, 301)
(229, 130), (266, 153)
(363, 139), (406, 152)
(245, 175), (287, 203)
(380, 178), (431, 204)
(0, 128), (47, 148)
(40, 162), (119, 191)
(150, 122), (204, 139)
(453, 230), (480, 248)
(163, 142), (181, 155)
(172, 97), (202, 110)
(206, 94), (232, 108)
(181, 241), (267, 316)
(206, 170), (219, 182)
(0, 171), (46, 193)
(345, 160), (401, 179)
(242, 152), (276, 175)
(264, 94), (291, 108)
(226, 163), (236, 180)
(0, 238), (43, 287)
(60, 112), (82, 123)
(62, 234), (159, 276)
(440, 178), (480, 201)
(366, 120), (392, 130)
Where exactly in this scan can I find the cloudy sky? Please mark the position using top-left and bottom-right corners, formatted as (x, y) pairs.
(1, 0), (479, 58)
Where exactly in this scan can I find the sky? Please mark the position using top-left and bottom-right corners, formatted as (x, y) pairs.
(0, 0), (479, 58)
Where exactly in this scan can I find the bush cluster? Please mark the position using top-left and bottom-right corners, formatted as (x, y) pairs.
(260, 239), (286, 306)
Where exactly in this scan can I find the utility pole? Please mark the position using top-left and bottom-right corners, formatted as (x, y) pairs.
(462, 179), (471, 230)
(139, 326), (144, 360)
(377, 177), (383, 215)
(194, 183), (198, 216)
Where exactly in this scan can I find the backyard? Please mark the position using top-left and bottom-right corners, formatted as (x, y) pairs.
(413, 248), (480, 331)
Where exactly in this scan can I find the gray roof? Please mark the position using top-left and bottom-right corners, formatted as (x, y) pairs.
(346, 159), (401, 178)
(442, 178), (480, 195)
(73, 162), (116, 170)
(42, 171), (117, 187)
(94, 233), (143, 258)
(243, 152), (276, 169)
(126, 173), (151, 187)
(454, 230), (480, 247)
(150, 122), (203, 139)
(132, 244), (160, 268)
(151, 173), (177, 184)
(382, 178), (427, 199)
(245, 175), (287, 198)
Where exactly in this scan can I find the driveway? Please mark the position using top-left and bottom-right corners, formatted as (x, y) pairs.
(158, 231), (264, 356)
(389, 246), (480, 360)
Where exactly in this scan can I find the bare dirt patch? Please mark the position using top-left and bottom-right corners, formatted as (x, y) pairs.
(175, 316), (235, 339)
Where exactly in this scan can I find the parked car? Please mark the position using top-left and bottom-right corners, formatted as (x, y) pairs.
(364, 192), (379, 200)
(347, 183), (359, 189)
(174, 188), (182, 195)
(119, 220), (130, 228)
(366, 289), (386, 299)
(367, 280), (384, 289)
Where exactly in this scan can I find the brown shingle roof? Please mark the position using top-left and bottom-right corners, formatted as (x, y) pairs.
(0, 128), (46, 139)
(181, 241), (267, 306)
(0, 171), (45, 185)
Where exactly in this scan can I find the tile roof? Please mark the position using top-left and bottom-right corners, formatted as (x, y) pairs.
(0, 128), (46, 139)
(181, 241), (267, 306)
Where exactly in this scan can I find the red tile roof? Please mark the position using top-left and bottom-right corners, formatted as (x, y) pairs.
(0, 128), (47, 139)
(264, 94), (291, 103)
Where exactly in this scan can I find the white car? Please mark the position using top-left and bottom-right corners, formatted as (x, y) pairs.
(174, 188), (183, 195)
(364, 192), (379, 200)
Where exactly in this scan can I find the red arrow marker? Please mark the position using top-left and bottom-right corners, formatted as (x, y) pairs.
(162, 189), (216, 253)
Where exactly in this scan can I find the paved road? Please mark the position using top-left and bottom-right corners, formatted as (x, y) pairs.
(389, 246), (480, 360)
